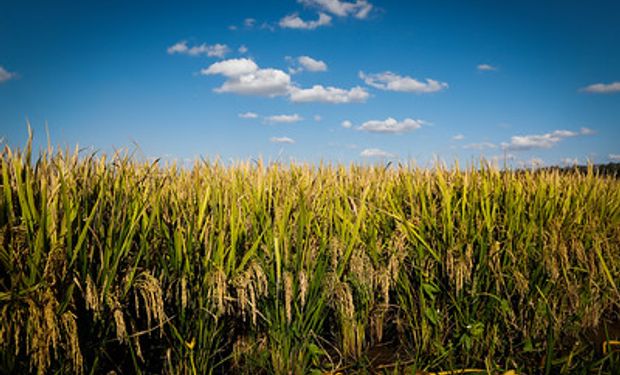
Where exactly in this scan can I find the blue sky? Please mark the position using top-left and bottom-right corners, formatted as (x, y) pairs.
(1, 0), (619, 166)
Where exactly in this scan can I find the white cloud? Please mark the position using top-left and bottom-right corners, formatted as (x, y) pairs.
(289, 85), (368, 103)
(358, 117), (425, 134)
(298, 56), (327, 72)
(228, 25), (238, 31)
(580, 81), (620, 94)
(561, 157), (579, 166)
(360, 148), (396, 158)
(609, 154), (620, 162)
(214, 69), (291, 96)
(287, 55), (327, 74)
(238, 45), (248, 54)
(0, 66), (16, 83)
(167, 41), (189, 54)
(167, 41), (230, 58)
(341, 120), (353, 128)
(359, 71), (448, 93)
(270, 136), (296, 144)
(202, 58), (258, 76)
(299, 0), (374, 19)
(500, 128), (593, 151)
(314, 115), (322, 121)
(203, 58), (368, 102)
(202, 58), (291, 97)
(266, 114), (303, 123)
(205, 44), (230, 58)
(239, 112), (258, 119)
(477, 64), (497, 71)
(451, 134), (465, 141)
(579, 127), (596, 135)
(279, 12), (332, 29)
(244, 18), (256, 27)
(463, 142), (497, 150)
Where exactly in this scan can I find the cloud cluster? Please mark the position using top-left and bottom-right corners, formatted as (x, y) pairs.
(500, 128), (594, 151)
(279, 12), (332, 29)
(360, 148), (395, 158)
(359, 71), (448, 93)
(202, 58), (291, 96)
(203, 58), (364, 102)
(167, 41), (230, 58)
(0, 66), (16, 83)
(358, 117), (425, 133)
(580, 81), (620, 94)
(279, 0), (373, 30)
(299, 0), (373, 19)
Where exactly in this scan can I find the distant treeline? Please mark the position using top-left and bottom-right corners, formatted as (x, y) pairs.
(538, 162), (620, 178)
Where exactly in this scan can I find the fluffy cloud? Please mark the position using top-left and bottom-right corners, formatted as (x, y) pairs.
(203, 58), (368, 102)
(279, 12), (332, 29)
(270, 136), (296, 144)
(501, 128), (594, 151)
(463, 142), (497, 150)
(609, 154), (620, 162)
(358, 117), (425, 133)
(238, 45), (248, 54)
(341, 120), (353, 128)
(289, 85), (368, 103)
(214, 70), (291, 96)
(167, 41), (230, 58)
(238, 112), (258, 119)
(202, 58), (258, 76)
(266, 114), (303, 123)
(202, 59), (291, 97)
(359, 71), (448, 93)
(299, 0), (373, 19)
(287, 55), (328, 74)
(360, 148), (396, 158)
(580, 81), (620, 94)
(477, 64), (497, 71)
(451, 134), (465, 141)
(298, 56), (327, 72)
(0, 66), (16, 83)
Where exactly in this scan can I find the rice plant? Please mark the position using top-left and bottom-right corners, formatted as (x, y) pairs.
(1, 136), (619, 374)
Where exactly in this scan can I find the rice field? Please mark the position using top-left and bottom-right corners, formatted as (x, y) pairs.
(1, 138), (619, 374)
